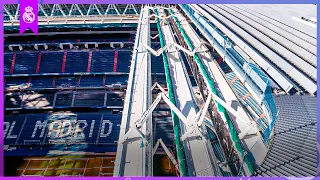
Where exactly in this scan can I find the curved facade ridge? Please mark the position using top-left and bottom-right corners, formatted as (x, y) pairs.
(253, 95), (317, 177)
(3, 4), (317, 177)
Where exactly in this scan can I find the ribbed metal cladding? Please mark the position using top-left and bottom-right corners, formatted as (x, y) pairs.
(253, 95), (317, 177)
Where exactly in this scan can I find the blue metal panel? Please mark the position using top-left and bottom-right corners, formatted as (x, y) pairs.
(40, 52), (64, 73)
(153, 110), (174, 146)
(74, 92), (105, 107)
(151, 54), (165, 74)
(30, 76), (54, 88)
(152, 75), (167, 86)
(4, 53), (13, 75)
(79, 75), (104, 87)
(91, 50), (115, 72)
(117, 51), (132, 73)
(55, 76), (78, 87)
(106, 93), (123, 107)
(105, 75), (128, 85)
(65, 51), (89, 73)
(54, 93), (73, 107)
(14, 52), (38, 74)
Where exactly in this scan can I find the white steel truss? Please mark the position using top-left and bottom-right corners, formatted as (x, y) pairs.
(105, 4), (120, 16)
(153, 138), (180, 172)
(4, 4), (142, 23)
(122, 4), (139, 15)
(142, 42), (253, 129)
(119, 85), (215, 147)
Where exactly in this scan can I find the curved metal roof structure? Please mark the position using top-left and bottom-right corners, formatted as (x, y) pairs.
(3, 4), (317, 177)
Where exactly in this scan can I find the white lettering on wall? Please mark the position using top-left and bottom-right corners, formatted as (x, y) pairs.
(4, 118), (117, 143)
(89, 120), (95, 138)
(73, 120), (88, 138)
(100, 120), (113, 138)
(59, 120), (73, 138)
(6, 121), (18, 139)
(32, 121), (46, 138)
(4, 122), (10, 138)
(47, 120), (61, 138)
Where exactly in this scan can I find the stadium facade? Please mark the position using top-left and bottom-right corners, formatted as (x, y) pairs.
(3, 4), (317, 177)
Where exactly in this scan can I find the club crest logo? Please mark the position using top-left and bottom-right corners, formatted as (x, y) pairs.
(22, 6), (35, 24)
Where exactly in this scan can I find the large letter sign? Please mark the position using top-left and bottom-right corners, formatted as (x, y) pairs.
(6, 121), (18, 139)
(47, 121), (62, 138)
(100, 120), (113, 138)
(31, 121), (46, 138)
(59, 120), (73, 138)
(4, 114), (120, 146)
(74, 120), (88, 138)
(4, 122), (10, 138)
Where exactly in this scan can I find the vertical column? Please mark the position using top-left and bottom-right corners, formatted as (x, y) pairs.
(113, 50), (119, 72)
(87, 50), (92, 72)
(10, 52), (16, 74)
(36, 51), (42, 73)
(61, 50), (67, 73)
